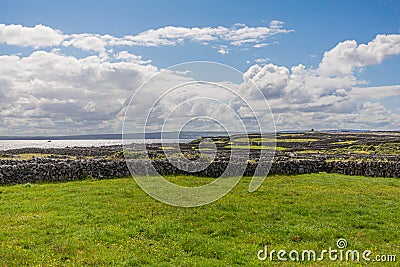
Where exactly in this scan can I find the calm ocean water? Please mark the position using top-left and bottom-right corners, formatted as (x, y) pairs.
(0, 139), (185, 151)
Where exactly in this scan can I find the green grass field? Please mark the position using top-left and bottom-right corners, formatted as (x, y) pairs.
(0, 173), (399, 266)
(224, 145), (287, 151)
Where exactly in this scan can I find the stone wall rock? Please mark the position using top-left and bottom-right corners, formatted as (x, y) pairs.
(0, 158), (399, 185)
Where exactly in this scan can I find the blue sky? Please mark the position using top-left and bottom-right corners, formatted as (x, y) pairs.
(2, 0), (399, 71)
(0, 0), (399, 134)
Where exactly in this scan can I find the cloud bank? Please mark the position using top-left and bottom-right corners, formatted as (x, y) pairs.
(244, 34), (400, 130)
(0, 21), (292, 57)
(0, 22), (399, 135)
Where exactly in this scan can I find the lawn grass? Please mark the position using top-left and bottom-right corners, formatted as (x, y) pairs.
(224, 145), (287, 150)
(231, 137), (275, 143)
(231, 138), (318, 143)
(0, 173), (399, 266)
(330, 140), (357, 145)
(0, 153), (77, 160)
(158, 146), (176, 150)
(276, 138), (319, 143)
(332, 143), (400, 155)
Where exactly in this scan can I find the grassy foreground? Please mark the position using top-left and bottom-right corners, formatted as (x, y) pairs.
(0, 173), (399, 266)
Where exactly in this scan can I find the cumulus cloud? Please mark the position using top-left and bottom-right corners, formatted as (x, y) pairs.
(319, 34), (400, 76)
(0, 22), (399, 133)
(0, 51), (158, 134)
(349, 85), (400, 100)
(2, 22), (285, 134)
(216, 45), (229, 55)
(241, 34), (400, 130)
(114, 51), (151, 64)
(127, 21), (292, 48)
(241, 62), (358, 116)
(272, 101), (400, 131)
(243, 64), (289, 98)
(355, 101), (400, 127)
(0, 21), (292, 56)
(62, 33), (109, 57)
(0, 23), (63, 48)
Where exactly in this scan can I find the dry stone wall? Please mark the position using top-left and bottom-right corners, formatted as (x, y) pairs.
(0, 158), (399, 185)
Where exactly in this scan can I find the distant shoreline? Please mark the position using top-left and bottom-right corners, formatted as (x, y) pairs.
(0, 129), (396, 141)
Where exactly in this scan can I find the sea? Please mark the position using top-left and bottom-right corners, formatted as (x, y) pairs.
(0, 139), (186, 151)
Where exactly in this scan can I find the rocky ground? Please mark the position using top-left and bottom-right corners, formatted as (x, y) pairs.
(146, 131), (400, 162)
(0, 131), (399, 184)
(1, 131), (400, 162)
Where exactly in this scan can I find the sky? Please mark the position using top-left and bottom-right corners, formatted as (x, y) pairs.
(0, 0), (399, 135)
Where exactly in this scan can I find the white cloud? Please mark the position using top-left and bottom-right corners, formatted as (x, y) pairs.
(0, 51), (158, 134)
(242, 61), (358, 114)
(62, 33), (109, 57)
(124, 22), (292, 49)
(319, 34), (400, 76)
(355, 101), (400, 127)
(0, 22), (292, 56)
(350, 85), (400, 100)
(254, 57), (270, 63)
(240, 34), (400, 130)
(114, 51), (152, 64)
(253, 43), (269, 48)
(216, 45), (229, 55)
(1, 23), (399, 133)
(0, 23), (63, 48)
(243, 64), (290, 98)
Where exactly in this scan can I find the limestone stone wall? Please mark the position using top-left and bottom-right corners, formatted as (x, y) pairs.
(1, 158), (399, 185)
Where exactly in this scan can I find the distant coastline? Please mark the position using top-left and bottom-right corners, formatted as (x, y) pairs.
(0, 132), (204, 140)
(0, 129), (386, 141)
